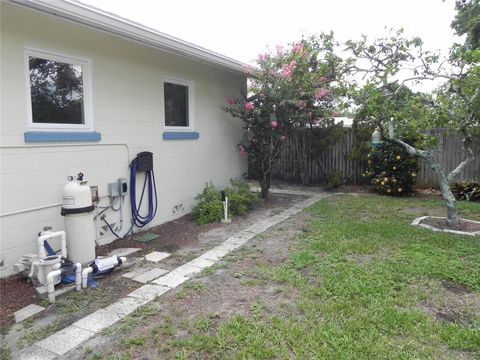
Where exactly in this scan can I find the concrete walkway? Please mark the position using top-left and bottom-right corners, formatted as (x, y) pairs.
(17, 190), (327, 359)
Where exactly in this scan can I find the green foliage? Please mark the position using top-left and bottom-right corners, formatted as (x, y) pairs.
(364, 142), (418, 196)
(191, 182), (223, 224)
(451, 181), (480, 201)
(192, 179), (259, 224)
(225, 178), (260, 215)
(326, 169), (343, 188)
(451, 0), (480, 50)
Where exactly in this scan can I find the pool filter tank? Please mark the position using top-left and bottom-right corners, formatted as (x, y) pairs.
(61, 173), (96, 264)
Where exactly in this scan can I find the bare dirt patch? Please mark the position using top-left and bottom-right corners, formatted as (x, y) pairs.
(417, 280), (480, 325)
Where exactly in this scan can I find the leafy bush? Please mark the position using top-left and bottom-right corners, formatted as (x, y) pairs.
(191, 182), (223, 224)
(451, 181), (480, 202)
(226, 178), (260, 215)
(192, 179), (259, 224)
(363, 142), (418, 196)
(326, 169), (343, 188)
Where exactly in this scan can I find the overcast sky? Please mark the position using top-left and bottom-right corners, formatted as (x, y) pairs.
(80, 0), (461, 64)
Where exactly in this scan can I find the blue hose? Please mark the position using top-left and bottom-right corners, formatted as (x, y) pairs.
(129, 157), (158, 228)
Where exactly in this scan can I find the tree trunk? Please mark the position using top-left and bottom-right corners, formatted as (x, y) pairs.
(432, 163), (460, 228)
(392, 138), (462, 227)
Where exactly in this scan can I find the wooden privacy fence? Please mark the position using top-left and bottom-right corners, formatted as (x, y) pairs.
(268, 128), (480, 188)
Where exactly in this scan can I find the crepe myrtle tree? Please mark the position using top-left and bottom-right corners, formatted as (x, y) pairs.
(226, 34), (347, 197)
(346, 29), (479, 227)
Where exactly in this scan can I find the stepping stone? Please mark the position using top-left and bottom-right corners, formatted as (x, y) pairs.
(14, 304), (45, 323)
(122, 268), (146, 279)
(131, 268), (169, 283)
(107, 248), (141, 257)
(144, 251), (170, 263)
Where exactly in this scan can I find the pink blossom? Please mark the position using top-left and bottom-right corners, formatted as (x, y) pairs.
(276, 44), (284, 54)
(292, 42), (304, 53)
(289, 60), (297, 67)
(296, 100), (306, 110)
(227, 98), (235, 106)
(257, 53), (266, 62)
(271, 120), (278, 128)
(315, 88), (330, 100)
(331, 111), (340, 117)
(280, 135), (286, 141)
(280, 64), (292, 79)
(244, 102), (254, 110)
(307, 112), (312, 118)
(238, 145), (247, 156)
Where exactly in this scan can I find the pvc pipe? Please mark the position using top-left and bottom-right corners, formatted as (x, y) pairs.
(81, 266), (93, 289)
(37, 231), (67, 258)
(46, 263), (62, 303)
(74, 263), (82, 291)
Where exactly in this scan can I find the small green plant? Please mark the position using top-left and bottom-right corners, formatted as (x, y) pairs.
(0, 346), (11, 360)
(191, 182), (223, 224)
(192, 179), (258, 224)
(175, 290), (186, 299)
(451, 181), (480, 202)
(225, 178), (260, 215)
(194, 318), (212, 331)
(363, 142), (418, 196)
(326, 169), (343, 188)
(118, 336), (145, 349)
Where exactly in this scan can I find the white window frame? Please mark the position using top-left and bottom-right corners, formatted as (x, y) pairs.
(162, 76), (195, 131)
(24, 47), (94, 132)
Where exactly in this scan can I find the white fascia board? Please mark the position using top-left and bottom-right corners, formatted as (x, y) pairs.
(8, 0), (248, 75)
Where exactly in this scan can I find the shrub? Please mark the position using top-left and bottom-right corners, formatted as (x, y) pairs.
(226, 178), (260, 215)
(326, 169), (343, 188)
(363, 142), (418, 196)
(192, 179), (259, 224)
(191, 182), (223, 224)
(451, 181), (480, 202)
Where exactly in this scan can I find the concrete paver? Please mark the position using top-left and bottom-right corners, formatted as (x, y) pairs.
(14, 304), (45, 323)
(131, 268), (169, 283)
(127, 284), (170, 300)
(144, 251), (171, 262)
(36, 325), (95, 355)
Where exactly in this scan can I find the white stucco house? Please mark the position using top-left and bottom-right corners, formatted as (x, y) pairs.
(0, 0), (247, 277)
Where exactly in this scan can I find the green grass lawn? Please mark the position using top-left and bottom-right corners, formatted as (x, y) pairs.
(167, 194), (480, 359)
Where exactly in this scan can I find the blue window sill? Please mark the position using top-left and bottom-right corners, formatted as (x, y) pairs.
(24, 131), (101, 142)
(163, 131), (199, 140)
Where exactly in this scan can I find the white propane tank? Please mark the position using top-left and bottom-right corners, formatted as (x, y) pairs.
(61, 173), (96, 265)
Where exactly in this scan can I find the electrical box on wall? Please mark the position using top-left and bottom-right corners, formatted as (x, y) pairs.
(118, 178), (128, 195)
(108, 182), (119, 197)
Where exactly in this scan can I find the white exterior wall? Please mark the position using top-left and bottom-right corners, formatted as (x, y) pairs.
(0, 3), (247, 276)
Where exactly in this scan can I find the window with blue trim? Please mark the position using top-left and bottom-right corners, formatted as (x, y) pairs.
(25, 48), (94, 133)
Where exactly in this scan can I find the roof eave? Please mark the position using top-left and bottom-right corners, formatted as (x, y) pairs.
(8, 0), (247, 75)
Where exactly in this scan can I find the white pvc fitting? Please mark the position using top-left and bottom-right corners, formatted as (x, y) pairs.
(37, 231), (67, 258)
(81, 266), (93, 289)
(74, 263), (82, 291)
(46, 265), (62, 303)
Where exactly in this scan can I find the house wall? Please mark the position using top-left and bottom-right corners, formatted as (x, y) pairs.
(0, 3), (247, 276)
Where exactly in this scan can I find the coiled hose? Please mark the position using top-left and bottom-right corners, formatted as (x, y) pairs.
(129, 157), (158, 227)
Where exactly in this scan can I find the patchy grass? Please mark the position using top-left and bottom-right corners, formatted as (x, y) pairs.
(157, 194), (480, 359)
(17, 322), (59, 348)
